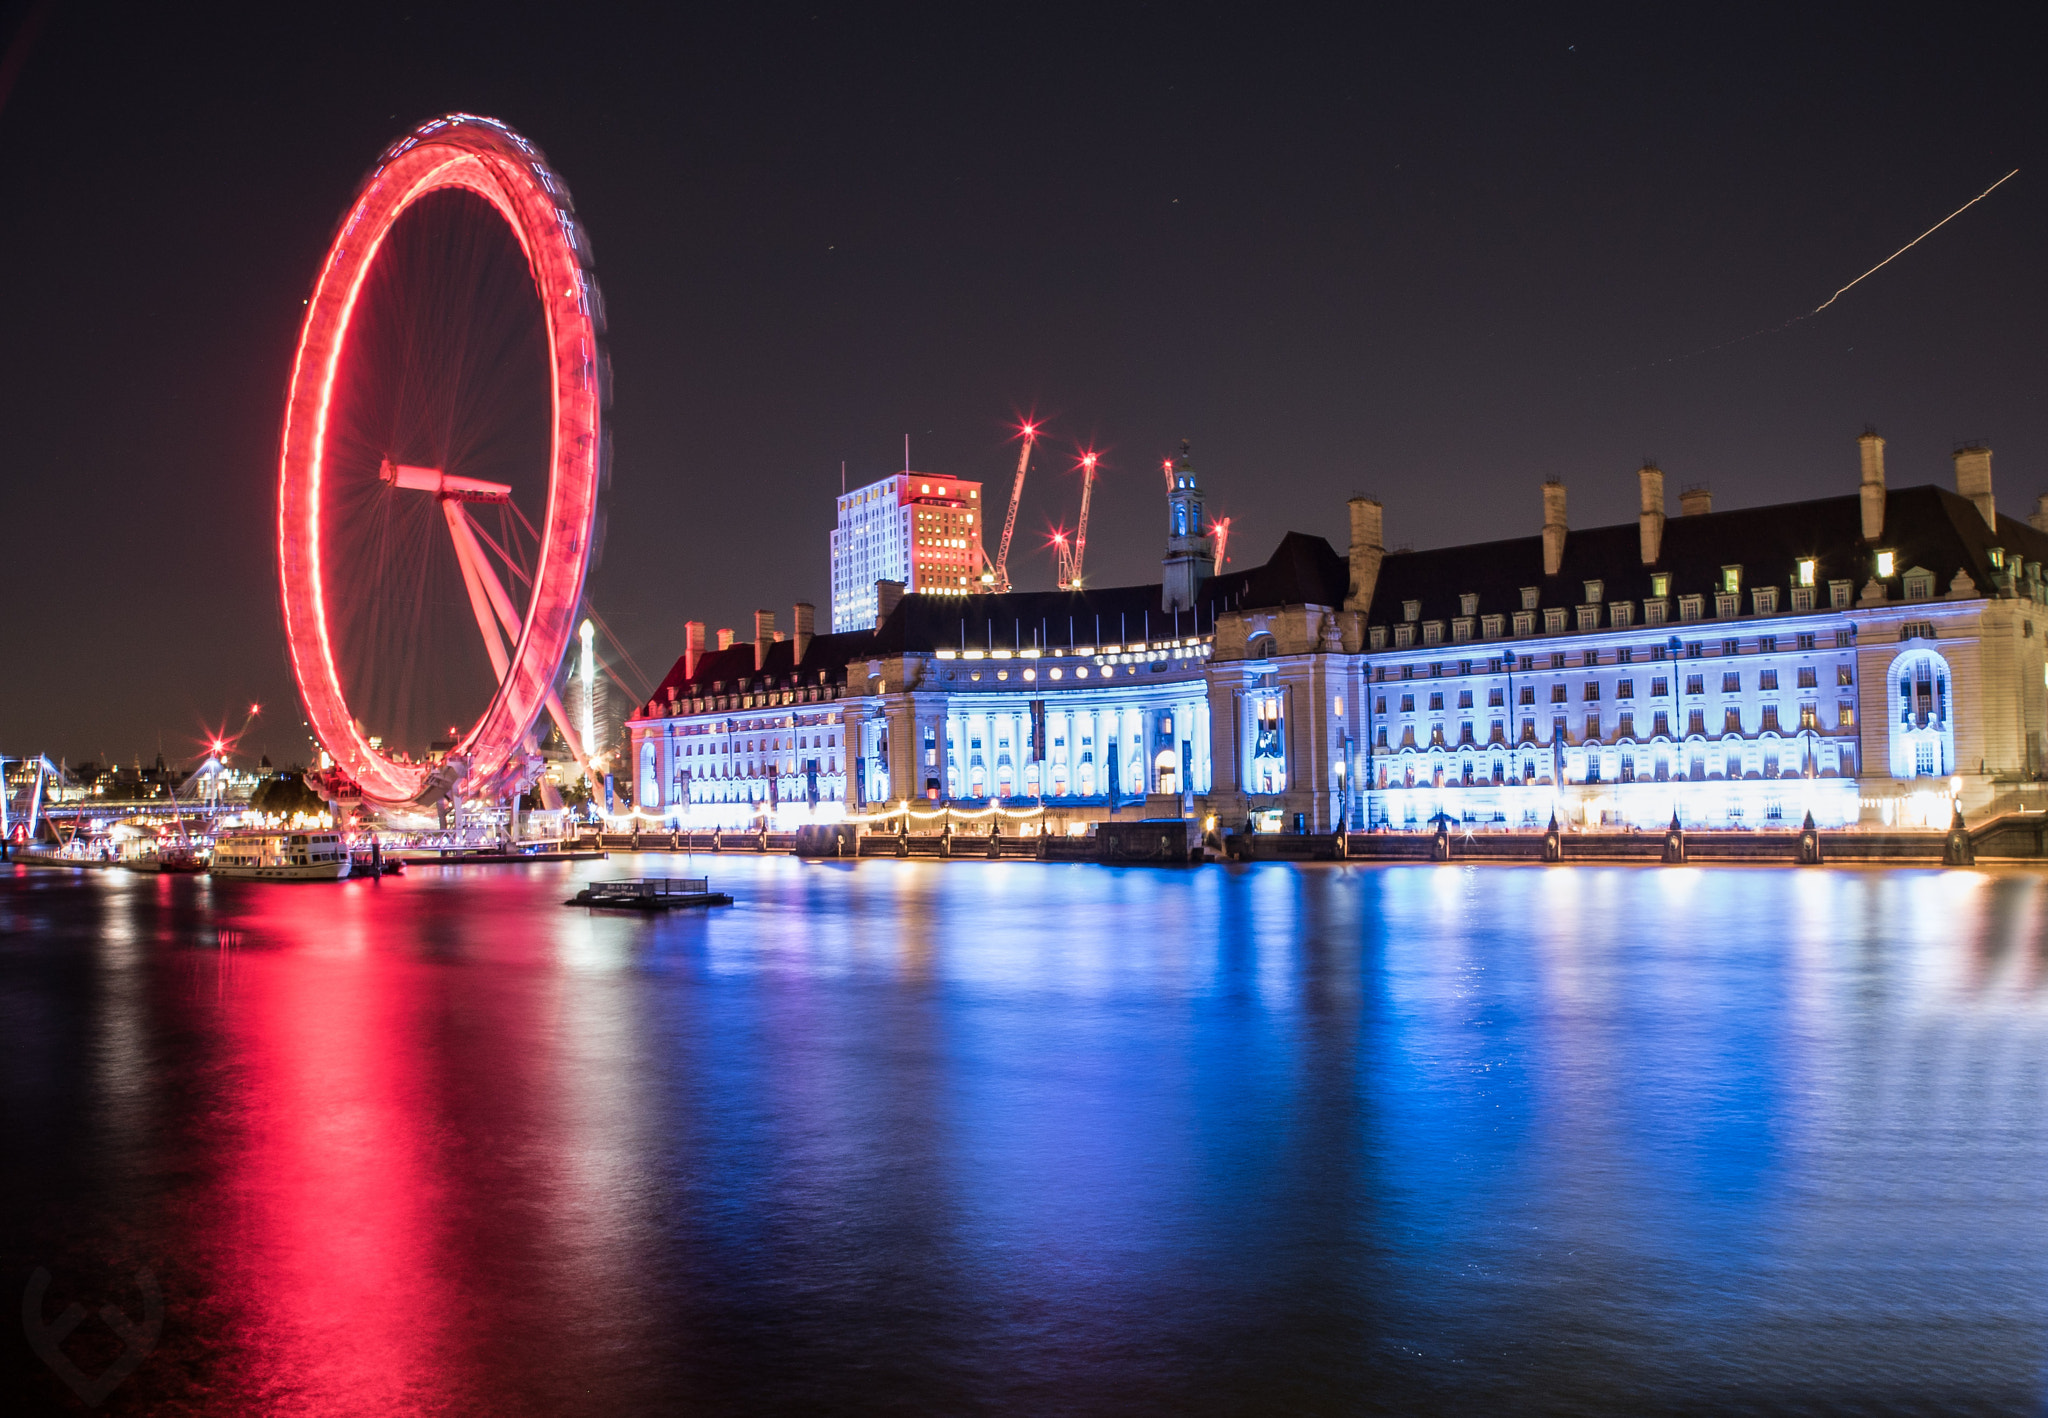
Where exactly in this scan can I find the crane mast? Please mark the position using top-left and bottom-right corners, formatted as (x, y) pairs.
(1063, 451), (1098, 589)
(989, 422), (1037, 594)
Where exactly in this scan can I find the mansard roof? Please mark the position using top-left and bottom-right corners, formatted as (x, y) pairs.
(641, 529), (1350, 703)
(1364, 485), (2048, 628)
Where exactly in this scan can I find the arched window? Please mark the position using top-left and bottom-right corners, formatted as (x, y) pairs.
(1887, 648), (1954, 779)
(639, 740), (661, 809)
(1246, 632), (1277, 661)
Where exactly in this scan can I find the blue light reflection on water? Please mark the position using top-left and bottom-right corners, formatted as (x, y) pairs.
(2, 857), (2046, 1413)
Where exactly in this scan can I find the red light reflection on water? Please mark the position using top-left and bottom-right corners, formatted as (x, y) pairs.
(207, 883), (461, 1410)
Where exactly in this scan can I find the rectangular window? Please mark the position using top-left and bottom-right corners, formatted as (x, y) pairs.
(1583, 682), (1601, 700)
(1488, 688), (1505, 707)
(1680, 595), (1704, 622)
(1457, 690), (1473, 708)
(1482, 614), (1505, 638)
(1582, 650), (1600, 667)
(1519, 686), (1535, 705)
(1797, 667), (1817, 688)
(1610, 602), (1634, 628)
(1375, 697), (1387, 714)
(1687, 675), (1705, 696)
(1753, 587), (1780, 615)
(1791, 587), (1815, 612)
(1724, 638), (1742, 655)
(1428, 692), (1444, 711)
(1833, 630), (1854, 649)
(1513, 611), (1535, 636)
(1797, 632), (1816, 650)
(1584, 713), (1601, 741)
(1544, 608), (1568, 634)
(1837, 664), (1853, 686)
(1551, 654), (1567, 669)
(1760, 705), (1781, 731)
(1838, 702), (1855, 728)
(1759, 636), (1777, 653)
(1550, 684), (1568, 703)
(1617, 647), (1635, 664)
(1617, 678), (1635, 698)
(1423, 621), (1444, 644)
(1716, 592), (1741, 618)
(1618, 711), (1635, 738)
(1646, 599), (1669, 625)
(1653, 710), (1670, 736)
(1721, 672), (1741, 693)
(1652, 677), (1669, 697)
(1400, 695), (1415, 712)
(1759, 669), (1778, 690)
(1724, 707), (1744, 733)
(1576, 606), (1600, 632)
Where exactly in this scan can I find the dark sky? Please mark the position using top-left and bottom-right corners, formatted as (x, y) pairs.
(2, 3), (2042, 767)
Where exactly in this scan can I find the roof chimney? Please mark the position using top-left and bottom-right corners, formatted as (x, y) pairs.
(716, 627), (735, 651)
(1954, 443), (1995, 531)
(792, 601), (815, 661)
(2032, 494), (2048, 534)
(753, 610), (776, 669)
(875, 579), (904, 623)
(683, 620), (705, 680)
(1541, 480), (1567, 577)
(1679, 484), (1713, 517)
(1637, 463), (1666, 565)
(1344, 497), (1384, 612)
(1859, 429), (1886, 541)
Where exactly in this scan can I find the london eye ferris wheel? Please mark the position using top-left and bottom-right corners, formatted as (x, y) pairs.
(276, 114), (609, 810)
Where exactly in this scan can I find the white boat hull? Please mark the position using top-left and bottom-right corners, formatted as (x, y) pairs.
(210, 860), (352, 882)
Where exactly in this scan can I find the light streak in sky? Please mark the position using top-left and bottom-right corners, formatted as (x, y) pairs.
(1595, 167), (2019, 378)
(1813, 168), (2018, 313)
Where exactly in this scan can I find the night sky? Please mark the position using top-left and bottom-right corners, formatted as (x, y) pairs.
(2, 4), (2042, 767)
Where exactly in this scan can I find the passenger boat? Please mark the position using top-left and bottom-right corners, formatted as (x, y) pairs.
(209, 830), (352, 881)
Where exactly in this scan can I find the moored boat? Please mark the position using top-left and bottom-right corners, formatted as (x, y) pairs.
(209, 830), (352, 881)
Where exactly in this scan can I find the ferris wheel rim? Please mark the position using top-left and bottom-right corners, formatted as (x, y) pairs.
(277, 114), (606, 808)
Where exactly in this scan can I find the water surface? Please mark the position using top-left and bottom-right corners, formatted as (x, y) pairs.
(3, 857), (2045, 1414)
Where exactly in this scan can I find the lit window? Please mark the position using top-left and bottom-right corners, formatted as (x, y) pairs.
(1876, 550), (1895, 578)
(1797, 558), (1816, 586)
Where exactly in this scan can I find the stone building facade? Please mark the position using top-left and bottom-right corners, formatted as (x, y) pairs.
(630, 433), (2048, 832)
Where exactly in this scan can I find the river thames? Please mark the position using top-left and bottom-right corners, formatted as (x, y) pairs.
(3, 857), (2045, 1414)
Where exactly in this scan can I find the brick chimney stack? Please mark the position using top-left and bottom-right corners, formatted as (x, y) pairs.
(716, 628), (735, 651)
(1859, 430), (1887, 541)
(1541, 480), (1567, 577)
(1637, 463), (1666, 565)
(792, 601), (815, 661)
(1344, 497), (1384, 613)
(682, 621), (705, 680)
(1679, 484), (1713, 517)
(875, 579), (905, 623)
(753, 610), (776, 670)
(1953, 444), (1995, 531)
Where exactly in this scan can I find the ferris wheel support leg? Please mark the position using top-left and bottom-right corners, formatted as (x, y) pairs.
(445, 501), (594, 783)
(445, 501), (514, 683)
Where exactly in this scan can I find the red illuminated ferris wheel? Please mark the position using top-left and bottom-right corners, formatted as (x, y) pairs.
(277, 115), (608, 809)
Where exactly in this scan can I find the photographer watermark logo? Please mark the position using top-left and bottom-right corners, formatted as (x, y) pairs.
(22, 1266), (162, 1406)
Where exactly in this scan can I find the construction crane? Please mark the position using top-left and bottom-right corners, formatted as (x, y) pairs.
(1058, 450), (1100, 589)
(1208, 515), (1232, 577)
(985, 420), (1039, 594)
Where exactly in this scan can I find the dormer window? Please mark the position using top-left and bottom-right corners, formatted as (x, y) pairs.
(1903, 568), (1935, 601)
(1403, 599), (1421, 622)
(1876, 550), (1896, 578)
(1650, 573), (1670, 598)
(1797, 558), (1816, 586)
(1520, 586), (1540, 611)
(1460, 592), (1479, 617)
(1990, 547), (2006, 570)
(1721, 565), (1743, 594)
(1583, 579), (1604, 604)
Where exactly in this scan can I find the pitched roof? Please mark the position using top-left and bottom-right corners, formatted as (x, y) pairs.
(1363, 485), (2048, 626)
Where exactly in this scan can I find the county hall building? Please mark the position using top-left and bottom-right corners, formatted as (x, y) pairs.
(628, 432), (2048, 834)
